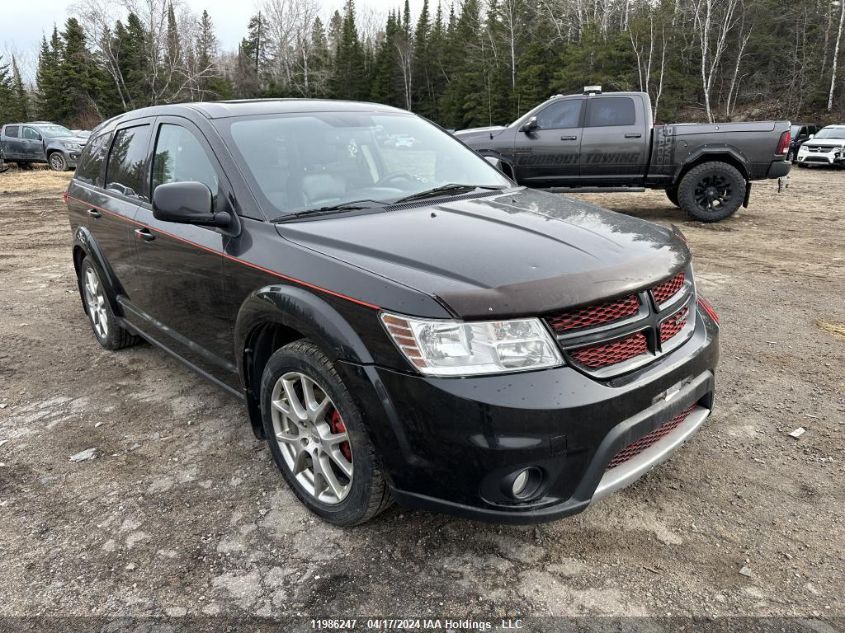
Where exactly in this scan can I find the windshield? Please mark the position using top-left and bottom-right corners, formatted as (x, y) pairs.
(37, 124), (74, 138)
(814, 127), (845, 140)
(223, 112), (511, 217)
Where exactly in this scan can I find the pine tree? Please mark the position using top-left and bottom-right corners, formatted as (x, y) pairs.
(331, 0), (368, 100)
(0, 56), (14, 126)
(59, 17), (98, 126)
(9, 56), (29, 121)
(196, 10), (218, 98)
(165, 2), (182, 73)
(35, 29), (64, 120)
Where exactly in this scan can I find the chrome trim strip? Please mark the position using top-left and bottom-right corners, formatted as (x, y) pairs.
(592, 406), (710, 502)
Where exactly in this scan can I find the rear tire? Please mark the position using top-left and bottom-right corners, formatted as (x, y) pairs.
(48, 152), (68, 171)
(261, 340), (392, 526)
(78, 257), (139, 350)
(677, 161), (745, 222)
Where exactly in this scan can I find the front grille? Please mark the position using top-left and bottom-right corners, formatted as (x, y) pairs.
(660, 306), (689, 342)
(651, 271), (685, 305)
(546, 294), (639, 333)
(569, 332), (648, 369)
(544, 269), (694, 375)
(606, 404), (697, 470)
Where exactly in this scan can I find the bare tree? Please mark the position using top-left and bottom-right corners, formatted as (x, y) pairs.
(691, 0), (742, 122)
(829, 0), (845, 111)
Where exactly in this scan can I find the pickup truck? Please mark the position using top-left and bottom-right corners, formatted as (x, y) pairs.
(454, 89), (792, 222)
(0, 122), (88, 171)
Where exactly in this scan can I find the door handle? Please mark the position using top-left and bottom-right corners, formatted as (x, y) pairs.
(561, 135), (578, 141)
(134, 228), (155, 242)
(87, 209), (101, 219)
(625, 133), (642, 138)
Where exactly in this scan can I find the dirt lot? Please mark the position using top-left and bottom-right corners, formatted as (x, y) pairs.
(0, 165), (842, 625)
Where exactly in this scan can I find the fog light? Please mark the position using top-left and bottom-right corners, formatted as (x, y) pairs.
(512, 470), (530, 497)
(508, 467), (542, 500)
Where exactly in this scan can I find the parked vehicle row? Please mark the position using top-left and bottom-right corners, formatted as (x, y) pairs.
(794, 125), (845, 168)
(65, 99), (719, 526)
(0, 122), (89, 171)
(454, 87), (792, 223)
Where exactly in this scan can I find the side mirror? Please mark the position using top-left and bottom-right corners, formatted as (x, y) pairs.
(808, 134), (814, 140)
(520, 116), (538, 133)
(152, 181), (230, 227)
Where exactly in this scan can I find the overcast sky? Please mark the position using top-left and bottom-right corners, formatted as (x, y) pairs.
(2, 0), (423, 82)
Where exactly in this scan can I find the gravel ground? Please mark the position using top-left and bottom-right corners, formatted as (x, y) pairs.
(0, 165), (842, 625)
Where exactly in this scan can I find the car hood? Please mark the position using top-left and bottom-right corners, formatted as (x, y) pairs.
(803, 138), (845, 147)
(52, 136), (87, 144)
(277, 188), (689, 319)
(453, 125), (507, 141)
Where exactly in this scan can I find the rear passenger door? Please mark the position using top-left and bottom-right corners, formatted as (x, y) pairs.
(579, 96), (649, 185)
(128, 116), (234, 385)
(513, 98), (583, 187)
(3, 126), (22, 159)
(84, 120), (153, 305)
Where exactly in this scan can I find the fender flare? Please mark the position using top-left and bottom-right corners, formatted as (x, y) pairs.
(234, 285), (378, 440)
(72, 226), (126, 316)
(477, 150), (515, 179)
(673, 146), (751, 184)
(234, 283), (375, 387)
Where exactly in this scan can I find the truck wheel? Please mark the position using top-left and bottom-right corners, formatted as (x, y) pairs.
(665, 187), (680, 207)
(260, 340), (392, 526)
(678, 162), (745, 222)
(49, 152), (68, 171)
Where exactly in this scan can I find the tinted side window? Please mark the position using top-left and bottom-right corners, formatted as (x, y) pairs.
(536, 100), (583, 129)
(5, 126), (19, 138)
(23, 127), (41, 140)
(75, 132), (112, 186)
(106, 125), (151, 200)
(586, 97), (636, 127)
(151, 124), (219, 196)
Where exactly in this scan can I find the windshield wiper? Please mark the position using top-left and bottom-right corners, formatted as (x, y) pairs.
(270, 200), (386, 223)
(393, 184), (506, 204)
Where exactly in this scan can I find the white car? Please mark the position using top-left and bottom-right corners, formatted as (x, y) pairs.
(795, 125), (845, 167)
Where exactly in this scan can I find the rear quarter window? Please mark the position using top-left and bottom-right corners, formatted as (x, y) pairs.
(75, 132), (112, 187)
(586, 97), (636, 127)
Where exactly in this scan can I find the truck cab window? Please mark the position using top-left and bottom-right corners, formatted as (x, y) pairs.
(23, 127), (42, 141)
(5, 126), (19, 138)
(536, 100), (583, 130)
(586, 97), (636, 127)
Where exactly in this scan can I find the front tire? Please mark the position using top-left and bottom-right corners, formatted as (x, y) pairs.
(677, 161), (745, 222)
(49, 152), (68, 171)
(78, 257), (139, 350)
(261, 340), (392, 526)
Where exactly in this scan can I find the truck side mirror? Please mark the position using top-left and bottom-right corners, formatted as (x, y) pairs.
(520, 117), (538, 133)
(808, 134), (814, 140)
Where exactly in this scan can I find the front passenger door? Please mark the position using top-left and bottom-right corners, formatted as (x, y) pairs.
(129, 117), (235, 385)
(513, 98), (584, 187)
(21, 127), (45, 161)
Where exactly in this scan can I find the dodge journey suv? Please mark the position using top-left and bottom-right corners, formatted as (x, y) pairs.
(65, 99), (719, 526)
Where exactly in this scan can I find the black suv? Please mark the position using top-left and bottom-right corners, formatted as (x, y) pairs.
(65, 100), (720, 526)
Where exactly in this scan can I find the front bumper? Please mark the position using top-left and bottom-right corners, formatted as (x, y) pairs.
(338, 305), (719, 524)
(797, 149), (845, 165)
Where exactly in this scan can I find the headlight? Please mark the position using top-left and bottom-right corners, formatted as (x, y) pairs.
(63, 142), (81, 150)
(381, 312), (563, 376)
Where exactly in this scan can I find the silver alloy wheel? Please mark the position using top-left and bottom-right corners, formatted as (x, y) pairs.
(82, 265), (109, 339)
(49, 153), (65, 171)
(270, 371), (353, 504)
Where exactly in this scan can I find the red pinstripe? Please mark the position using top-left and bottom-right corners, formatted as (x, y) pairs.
(67, 195), (380, 310)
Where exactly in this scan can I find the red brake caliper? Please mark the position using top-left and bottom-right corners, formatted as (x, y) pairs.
(329, 409), (352, 463)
